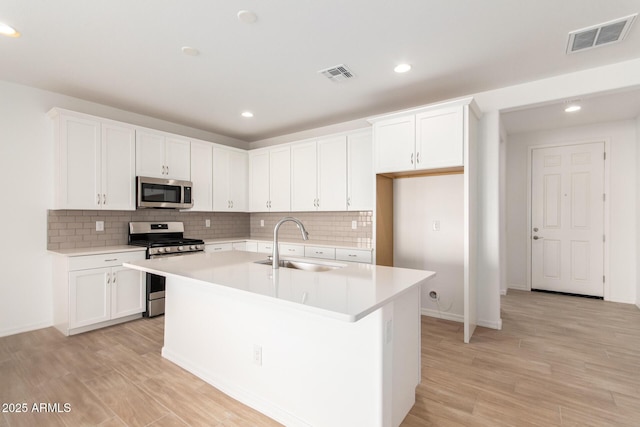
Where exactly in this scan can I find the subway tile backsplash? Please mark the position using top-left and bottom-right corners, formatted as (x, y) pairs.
(47, 210), (373, 250)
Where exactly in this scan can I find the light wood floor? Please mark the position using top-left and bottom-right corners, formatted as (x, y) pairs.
(1, 290), (639, 426)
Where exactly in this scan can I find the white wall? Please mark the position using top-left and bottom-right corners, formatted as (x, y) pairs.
(637, 115), (640, 309)
(506, 120), (637, 303)
(0, 80), (246, 337)
(393, 175), (464, 321)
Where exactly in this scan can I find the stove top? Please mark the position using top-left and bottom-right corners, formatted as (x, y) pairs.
(128, 221), (205, 256)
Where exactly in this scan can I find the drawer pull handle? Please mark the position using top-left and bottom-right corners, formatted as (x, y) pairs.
(348, 254), (357, 257)
(104, 258), (118, 262)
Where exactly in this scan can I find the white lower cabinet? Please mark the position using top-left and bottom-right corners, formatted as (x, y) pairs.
(54, 250), (145, 336)
(205, 243), (233, 253)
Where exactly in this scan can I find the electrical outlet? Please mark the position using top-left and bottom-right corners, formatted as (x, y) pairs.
(95, 221), (104, 232)
(429, 290), (439, 301)
(352, 220), (357, 230)
(432, 220), (440, 231)
(205, 219), (211, 228)
(260, 219), (264, 227)
(253, 345), (262, 366)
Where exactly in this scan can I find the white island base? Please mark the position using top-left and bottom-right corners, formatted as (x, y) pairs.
(162, 274), (421, 427)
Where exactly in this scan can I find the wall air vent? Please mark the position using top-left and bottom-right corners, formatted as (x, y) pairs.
(567, 14), (637, 54)
(319, 64), (355, 82)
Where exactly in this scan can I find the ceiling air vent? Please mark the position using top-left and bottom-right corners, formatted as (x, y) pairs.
(567, 14), (637, 54)
(319, 64), (355, 82)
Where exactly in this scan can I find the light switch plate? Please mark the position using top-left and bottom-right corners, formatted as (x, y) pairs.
(96, 221), (104, 232)
(352, 220), (357, 230)
(205, 219), (211, 228)
(432, 220), (440, 231)
(260, 220), (265, 227)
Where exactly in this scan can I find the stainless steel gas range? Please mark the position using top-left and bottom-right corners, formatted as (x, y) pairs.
(128, 221), (205, 317)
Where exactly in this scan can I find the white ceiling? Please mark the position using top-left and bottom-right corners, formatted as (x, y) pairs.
(1, 1), (640, 141)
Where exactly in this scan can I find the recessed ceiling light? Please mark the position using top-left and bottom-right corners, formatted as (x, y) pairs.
(564, 104), (581, 113)
(237, 10), (258, 24)
(0, 22), (20, 37)
(241, 111), (254, 118)
(181, 46), (200, 56)
(394, 64), (412, 73)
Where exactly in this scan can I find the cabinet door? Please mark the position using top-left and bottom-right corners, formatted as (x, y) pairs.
(249, 150), (270, 212)
(111, 266), (145, 319)
(416, 106), (463, 169)
(228, 150), (248, 211)
(58, 114), (101, 209)
(269, 146), (291, 211)
(212, 146), (230, 210)
(165, 137), (191, 180)
(318, 136), (347, 211)
(191, 141), (213, 211)
(101, 122), (136, 210)
(347, 131), (373, 211)
(136, 130), (166, 178)
(374, 115), (415, 173)
(291, 141), (318, 211)
(69, 268), (111, 328)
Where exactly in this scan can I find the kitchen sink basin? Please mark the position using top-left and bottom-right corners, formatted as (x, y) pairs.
(254, 258), (345, 272)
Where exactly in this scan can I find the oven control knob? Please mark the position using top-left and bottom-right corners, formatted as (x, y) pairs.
(158, 248), (165, 253)
(189, 245), (196, 250)
(165, 247), (171, 252)
(178, 246), (184, 251)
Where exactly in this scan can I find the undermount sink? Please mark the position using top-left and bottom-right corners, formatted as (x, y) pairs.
(254, 258), (345, 272)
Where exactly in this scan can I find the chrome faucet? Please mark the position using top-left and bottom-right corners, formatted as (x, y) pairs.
(272, 217), (309, 269)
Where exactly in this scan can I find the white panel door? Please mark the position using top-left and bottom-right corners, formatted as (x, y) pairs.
(249, 150), (270, 211)
(111, 267), (145, 319)
(531, 142), (605, 297)
(191, 140), (213, 211)
(291, 141), (318, 211)
(60, 114), (101, 209)
(416, 106), (463, 169)
(374, 115), (415, 173)
(228, 150), (248, 211)
(136, 130), (165, 178)
(347, 131), (373, 211)
(101, 122), (136, 210)
(165, 137), (191, 180)
(318, 136), (347, 211)
(69, 268), (110, 328)
(269, 146), (291, 212)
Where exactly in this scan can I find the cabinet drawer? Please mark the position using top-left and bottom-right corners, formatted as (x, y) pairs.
(335, 248), (372, 264)
(68, 251), (145, 271)
(304, 246), (336, 260)
(244, 241), (259, 252)
(205, 243), (233, 253)
(257, 242), (274, 254)
(280, 244), (304, 257)
(232, 242), (247, 251)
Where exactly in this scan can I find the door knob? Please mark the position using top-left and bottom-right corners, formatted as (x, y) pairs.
(533, 236), (543, 240)
(533, 227), (539, 232)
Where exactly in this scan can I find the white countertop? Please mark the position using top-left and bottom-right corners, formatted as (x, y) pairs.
(124, 251), (434, 322)
(49, 245), (146, 257)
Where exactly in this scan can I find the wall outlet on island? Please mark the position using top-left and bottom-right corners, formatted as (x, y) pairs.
(205, 219), (211, 228)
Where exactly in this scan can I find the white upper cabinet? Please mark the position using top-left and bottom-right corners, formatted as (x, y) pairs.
(415, 106), (463, 169)
(373, 115), (415, 173)
(249, 146), (291, 212)
(50, 109), (135, 210)
(291, 136), (347, 212)
(136, 129), (190, 180)
(346, 130), (373, 211)
(317, 136), (347, 211)
(371, 100), (471, 174)
(213, 145), (248, 211)
(190, 140), (213, 211)
(291, 141), (318, 211)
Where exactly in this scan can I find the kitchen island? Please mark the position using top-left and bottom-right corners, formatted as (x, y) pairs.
(124, 251), (435, 427)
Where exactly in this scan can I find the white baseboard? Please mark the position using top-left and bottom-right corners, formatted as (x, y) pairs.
(421, 309), (503, 331)
(508, 283), (527, 291)
(420, 308), (463, 323)
(500, 289), (508, 296)
(0, 320), (53, 338)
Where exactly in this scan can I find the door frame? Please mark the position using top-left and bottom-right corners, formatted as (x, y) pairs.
(526, 138), (610, 300)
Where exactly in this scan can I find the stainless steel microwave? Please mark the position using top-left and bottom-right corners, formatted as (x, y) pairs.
(136, 176), (193, 209)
